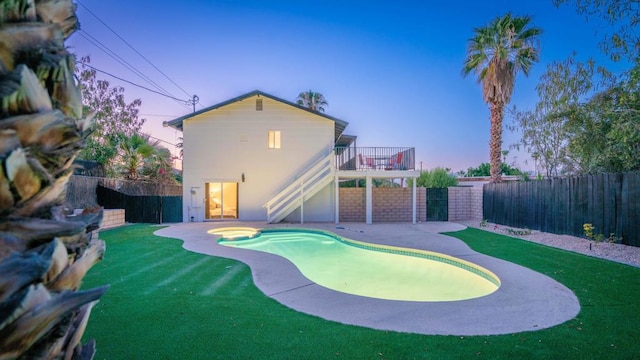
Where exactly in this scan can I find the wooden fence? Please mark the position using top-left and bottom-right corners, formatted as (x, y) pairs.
(484, 172), (640, 247)
(97, 186), (183, 224)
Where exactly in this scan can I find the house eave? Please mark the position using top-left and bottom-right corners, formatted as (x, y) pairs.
(163, 90), (349, 141)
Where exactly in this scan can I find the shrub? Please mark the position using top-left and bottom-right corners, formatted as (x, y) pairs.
(413, 168), (458, 188)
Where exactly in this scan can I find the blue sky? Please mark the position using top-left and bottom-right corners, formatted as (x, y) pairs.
(67, 0), (618, 172)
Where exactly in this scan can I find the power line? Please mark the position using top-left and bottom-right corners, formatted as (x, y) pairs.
(77, 30), (184, 105)
(76, 0), (193, 99)
(80, 63), (192, 104)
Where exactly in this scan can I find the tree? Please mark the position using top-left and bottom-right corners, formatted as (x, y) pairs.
(509, 54), (602, 176)
(553, 0), (640, 62)
(510, 55), (639, 175)
(296, 90), (328, 112)
(176, 136), (184, 158)
(409, 168), (458, 188)
(0, 1), (107, 358)
(548, 0), (640, 173)
(115, 134), (177, 183)
(465, 162), (525, 177)
(76, 56), (146, 172)
(462, 13), (542, 183)
(116, 134), (156, 180)
(577, 62), (640, 172)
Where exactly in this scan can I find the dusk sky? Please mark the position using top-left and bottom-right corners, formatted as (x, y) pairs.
(67, 0), (622, 173)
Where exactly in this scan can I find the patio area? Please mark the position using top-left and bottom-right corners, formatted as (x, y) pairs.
(154, 221), (580, 336)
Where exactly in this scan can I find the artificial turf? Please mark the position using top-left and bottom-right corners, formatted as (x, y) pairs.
(81, 224), (640, 359)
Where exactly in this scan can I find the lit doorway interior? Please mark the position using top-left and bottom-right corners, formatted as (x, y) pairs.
(205, 182), (238, 219)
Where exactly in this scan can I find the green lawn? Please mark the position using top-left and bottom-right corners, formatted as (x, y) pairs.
(82, 224), (640, 359)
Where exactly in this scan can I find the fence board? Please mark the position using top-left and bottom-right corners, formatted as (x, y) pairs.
(161, 196), (183, 223)
(483, 172), (640, 247)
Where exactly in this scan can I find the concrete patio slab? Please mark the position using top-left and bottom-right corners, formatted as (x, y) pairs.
(154, 221), (580, 336)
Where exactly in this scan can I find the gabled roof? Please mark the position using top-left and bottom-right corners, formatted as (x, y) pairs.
(163, 90), (348, 141)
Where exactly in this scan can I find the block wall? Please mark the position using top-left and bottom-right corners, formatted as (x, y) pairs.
(338, 187), (426, 223)
(339, 188), (365, 222)
(101, 209), (125, 229)
(448, 187), (483, 221)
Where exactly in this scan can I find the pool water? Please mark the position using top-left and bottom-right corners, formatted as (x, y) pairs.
(214, 228), (500, 302)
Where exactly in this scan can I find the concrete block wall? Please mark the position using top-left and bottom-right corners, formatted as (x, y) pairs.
(448, 187), (483, 221)
(338, 187), (426, 223)
(101, 209), (125, 229)
(339, 188), (365, 222)
(373, 188), (426, 222)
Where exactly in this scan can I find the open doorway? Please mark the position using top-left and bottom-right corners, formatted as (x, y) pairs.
(205, 182), (238, 219)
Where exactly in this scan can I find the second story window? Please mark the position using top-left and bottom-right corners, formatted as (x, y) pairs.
(268, 130), (281, 149)
(256, 98), (263, 111)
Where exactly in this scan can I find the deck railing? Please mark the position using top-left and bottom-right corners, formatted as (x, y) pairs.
(335, 146), (415, 171)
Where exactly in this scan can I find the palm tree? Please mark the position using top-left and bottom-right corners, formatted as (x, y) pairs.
(462, 13), (542, 183)
(296, 90), (328, 112)
(0, 1), (107, 358)
(118, 134), (156, 180)
(177, 136), (184, 158)
(143, 142), (175, 183)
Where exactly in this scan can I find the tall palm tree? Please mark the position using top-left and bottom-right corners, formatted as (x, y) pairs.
(296, 90), (328, 112)
(462, 13), (542, 183)
(0, 0), (107, 358)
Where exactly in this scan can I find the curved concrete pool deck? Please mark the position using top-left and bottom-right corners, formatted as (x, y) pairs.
(154, 222), (580, 336)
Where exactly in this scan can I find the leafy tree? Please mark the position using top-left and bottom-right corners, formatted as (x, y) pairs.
(462, 13), (542, 183)
(577, 61), (640, 172)
(509, 54), (603, 176)
(465, 162), (525, 177)
(76, 56), (146, 172)
(296, 90), (328, 112)
(553, 0), (640, 62)
(409, 168), (458, 188)
(546, 0), (640, 173)
(510, 57), (639, 175)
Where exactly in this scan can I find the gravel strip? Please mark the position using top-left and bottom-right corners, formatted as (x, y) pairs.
(457, 220), (640, 268)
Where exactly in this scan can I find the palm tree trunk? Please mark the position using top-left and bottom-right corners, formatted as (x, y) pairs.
(489, 103), (504, 183)
(0, 1), (107, 358)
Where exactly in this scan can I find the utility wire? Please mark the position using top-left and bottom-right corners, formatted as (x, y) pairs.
(78, 30), (179, 101)
(77, 0), (193, 99)
(77, 31), (190, 109)
(81, 63), (192, 104)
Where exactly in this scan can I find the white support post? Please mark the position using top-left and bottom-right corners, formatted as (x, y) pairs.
(335, 174), (340, 224)
(412, 176), (417, 224)
(366, 176), (372, 225)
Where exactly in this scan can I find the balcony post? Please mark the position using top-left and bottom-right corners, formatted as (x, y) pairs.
(366, 176), (372, 224)
(335, 172), (340, 224)
(412, 176), (417, 224)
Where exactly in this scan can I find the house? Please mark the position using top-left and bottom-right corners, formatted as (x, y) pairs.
(165, 90), (420, 224)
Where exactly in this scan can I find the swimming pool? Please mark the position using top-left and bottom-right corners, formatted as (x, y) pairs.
(213, 228), (500, 302)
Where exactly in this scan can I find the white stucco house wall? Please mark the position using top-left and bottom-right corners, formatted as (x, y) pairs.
(166, 89), (421, 224)
(165, 90), (348, 223)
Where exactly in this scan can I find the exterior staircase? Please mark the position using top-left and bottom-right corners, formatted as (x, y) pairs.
(263, 152), (334, 223)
